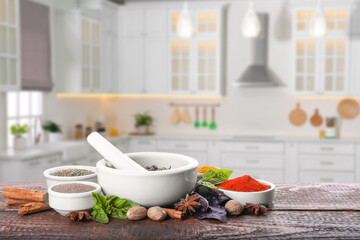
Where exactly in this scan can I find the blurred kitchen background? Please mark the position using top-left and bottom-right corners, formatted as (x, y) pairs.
(1, 0), (360, 183)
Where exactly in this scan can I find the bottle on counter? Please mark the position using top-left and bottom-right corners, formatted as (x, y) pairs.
(85, 126), (92, 138)
(325, 117), (337, 139)
(74, 124), (84, 140)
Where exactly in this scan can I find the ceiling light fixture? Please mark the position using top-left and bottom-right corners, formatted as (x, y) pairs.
(309, 0), (327, 38)
(176, 1), (194, 39)
(241, 1), (261, 38)
(78, 0), (102, 10)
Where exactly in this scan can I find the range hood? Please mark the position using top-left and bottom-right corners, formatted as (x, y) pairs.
(234, 13), (283, 87)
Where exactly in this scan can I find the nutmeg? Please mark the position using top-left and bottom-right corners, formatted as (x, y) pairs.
(127, 206), (147, 221)
(225, 200), (244, 216)
(147, 206), (167, 221)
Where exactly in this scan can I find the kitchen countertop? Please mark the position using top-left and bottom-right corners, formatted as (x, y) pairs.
(1, 182), (360, 239)
(1, 134), (360, 161)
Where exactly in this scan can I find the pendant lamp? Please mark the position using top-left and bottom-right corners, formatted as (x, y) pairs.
(309, 1), (327, 38)
(176, 1), (194, 38)
(241, 1), (261, 38)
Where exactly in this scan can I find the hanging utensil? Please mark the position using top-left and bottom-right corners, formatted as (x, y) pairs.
(337, 98), (359, 119)
(310, 108), (323, 127)
(209, 107), (217, 130)
(171, 107), (182, 125)
(182, 106), (192, 124)
(194, 107), (200, 128)
(202, 107), (208, 127)
(289, 102), (307, 126)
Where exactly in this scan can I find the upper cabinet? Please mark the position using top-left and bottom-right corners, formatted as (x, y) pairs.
(0, 0), (19, 91)
(81, 17), (101, 92)
(55, 10), (105, 94)
(119, 9), (167, 94)
(292, 6), (350, 96)
(169, 9), (224, 95)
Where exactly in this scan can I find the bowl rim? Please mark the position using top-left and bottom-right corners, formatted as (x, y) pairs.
(43, 165), (97, 181)
(218, 179), (275, 194)
(97, 152), (198, 176)
(48, 181), (101, 198)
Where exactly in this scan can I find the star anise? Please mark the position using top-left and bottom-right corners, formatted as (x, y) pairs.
(176, 194), (201, 215)
(65, 211), (93, 221)
(245, 203), (267, 216)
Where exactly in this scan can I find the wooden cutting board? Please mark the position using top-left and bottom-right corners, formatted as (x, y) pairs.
(181, 107), (192, 124)
(289, 103), (307, 126)
(310, 108), (323, 127)
(337, 98), (360, 119)
(171, 107), (181, 125)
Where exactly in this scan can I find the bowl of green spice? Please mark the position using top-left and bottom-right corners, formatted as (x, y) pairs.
(43, 165), (97, 187)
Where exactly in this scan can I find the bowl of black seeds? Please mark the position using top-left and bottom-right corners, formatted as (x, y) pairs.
(48, 181), (101, 216)
(43, 165), (97, 188)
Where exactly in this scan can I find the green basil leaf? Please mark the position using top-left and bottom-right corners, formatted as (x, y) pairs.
(202, 169), (233, 183)
(109, 206), (128, 219)
(91, 205), (109, 223)
(91, 193), (139, 222)
(106, 195), (139, 219)
(197, 179), (219, 189)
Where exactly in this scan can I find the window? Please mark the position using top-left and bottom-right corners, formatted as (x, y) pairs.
(6, 91), (43, 148)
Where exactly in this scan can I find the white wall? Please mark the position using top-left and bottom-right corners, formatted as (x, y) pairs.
(47, 0), (360, 139)
(0, 93), (6, 149)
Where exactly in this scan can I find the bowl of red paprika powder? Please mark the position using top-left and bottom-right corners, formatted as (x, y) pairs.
(216, 175), (275, 205)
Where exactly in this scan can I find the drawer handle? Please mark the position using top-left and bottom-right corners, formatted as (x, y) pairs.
(319, 177), (334, 182)
(29, 161), (41, 166)
(320, 147), (334, 151)
(175, 144), (188, 148)
(246, 146), (259, 150)
(47, 159), (58, 164)
(320, 161), (334, 166)
(246, 159), (260, 164)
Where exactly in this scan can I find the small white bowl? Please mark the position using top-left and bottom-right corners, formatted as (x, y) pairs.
(219, 179), (275, 205)
(97, 152), (198, 207)
(48, 181), (101, 216)
(43, 165), (97, 187)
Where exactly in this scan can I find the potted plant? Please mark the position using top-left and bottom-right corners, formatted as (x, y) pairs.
(42, 121), (62, 143)
(134, 112), (153, 134)
(10, 124), (29, 150)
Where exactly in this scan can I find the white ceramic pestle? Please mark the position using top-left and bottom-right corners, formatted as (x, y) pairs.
(87, 132), (146, 171)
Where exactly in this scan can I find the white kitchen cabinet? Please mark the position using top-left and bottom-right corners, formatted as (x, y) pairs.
(128, 138), (157, 152)
(102, 2), (119, 93)
(81, 17), (101, 93)
(214, 141), (285, 182)
(121, 37), (144, 93)
(0, 0), (20, 91)
(55, 10), (106, 94)
(298, 142), (356, 183)
(299, 171), (355, 183)
(0, 153), (62, 182)
(119, 9), (167, 94)
(292, 6), (351, 95)
(157, 139), (208, 166)
(168, 9), (224, 95)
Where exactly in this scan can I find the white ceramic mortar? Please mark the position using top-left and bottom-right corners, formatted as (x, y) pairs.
(96, 152), (198, 207)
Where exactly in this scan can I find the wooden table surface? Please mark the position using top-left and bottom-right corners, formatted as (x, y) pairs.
(1, 182), (360, 239)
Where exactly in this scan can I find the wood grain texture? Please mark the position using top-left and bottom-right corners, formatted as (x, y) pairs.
(1, 183), (360, 239)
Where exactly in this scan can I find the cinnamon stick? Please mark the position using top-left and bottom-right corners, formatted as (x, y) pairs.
(7, 198), (34, 205)
(18, 202), (50, 215)
(162, 208), (186, 220)
(2, 187), (47, 202)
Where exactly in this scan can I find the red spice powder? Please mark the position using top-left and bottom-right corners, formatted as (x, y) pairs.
(216, 175), (270, 192)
